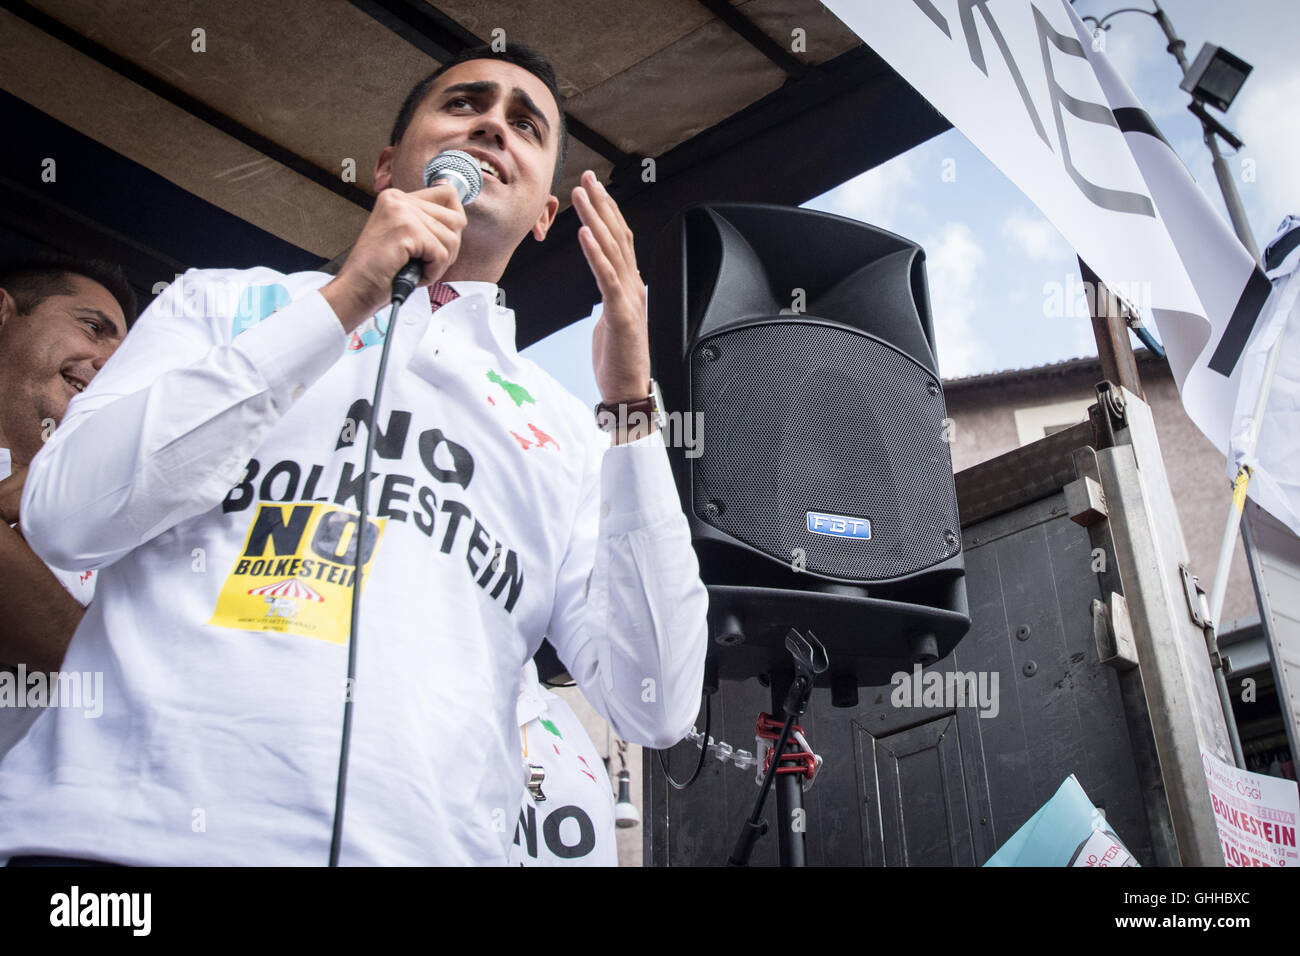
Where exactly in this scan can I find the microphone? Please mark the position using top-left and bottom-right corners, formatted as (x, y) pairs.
(390, 150), (484, 304)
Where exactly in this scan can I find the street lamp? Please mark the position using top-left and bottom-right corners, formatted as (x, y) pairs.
(1180, 44), (1253, 113)
(1076, 1), (1260, 262)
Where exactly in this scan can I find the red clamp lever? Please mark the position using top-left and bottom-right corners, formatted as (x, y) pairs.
(755, 713), (819, 781)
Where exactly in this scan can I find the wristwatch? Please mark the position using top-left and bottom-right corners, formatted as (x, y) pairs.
(594, 378), (666, 433)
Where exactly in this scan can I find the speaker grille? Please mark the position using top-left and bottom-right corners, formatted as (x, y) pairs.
(691, 320), (960, 581)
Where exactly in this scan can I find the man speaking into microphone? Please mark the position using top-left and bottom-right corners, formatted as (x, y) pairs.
(1, 43), (708, 866)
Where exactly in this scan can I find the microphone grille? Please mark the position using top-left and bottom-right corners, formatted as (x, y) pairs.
(423, 150), (483, 204)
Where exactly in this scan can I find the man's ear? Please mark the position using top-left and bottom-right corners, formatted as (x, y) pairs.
(374, 146), (396, 193)
(531, 195), (561, 242)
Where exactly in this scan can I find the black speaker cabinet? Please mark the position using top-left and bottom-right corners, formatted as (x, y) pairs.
(649, 203), (970, 696)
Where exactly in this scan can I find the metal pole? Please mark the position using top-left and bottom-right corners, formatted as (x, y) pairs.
(1150, 2), (1189, 72)
(770, 672), (806, 867)
(1206, 133), (1263, 263)
(1150, 0), (1259, 769)
(1208, 328), (1287, 630)
(1199, 585), (1250, 768)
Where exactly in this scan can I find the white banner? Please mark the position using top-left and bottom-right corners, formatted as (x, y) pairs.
(1229, 216), (1300, 536)
(822, 0), (1270, 455)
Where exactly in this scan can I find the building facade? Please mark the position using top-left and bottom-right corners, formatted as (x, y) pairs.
(943, 348), (1257, 627)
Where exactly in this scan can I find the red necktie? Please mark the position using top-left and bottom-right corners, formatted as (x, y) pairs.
(429, 282), (460, 312)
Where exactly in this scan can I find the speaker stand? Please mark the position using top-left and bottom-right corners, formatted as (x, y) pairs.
(727, 629), (827, 866)
(771, 670), (805, 866)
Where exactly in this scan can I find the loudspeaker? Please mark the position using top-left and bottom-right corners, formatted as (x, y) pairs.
(649, 203), (970, 696)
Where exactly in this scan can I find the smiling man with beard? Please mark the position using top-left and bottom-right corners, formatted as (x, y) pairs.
(0, 256), (132, 757)
(4, 44), (708, 866)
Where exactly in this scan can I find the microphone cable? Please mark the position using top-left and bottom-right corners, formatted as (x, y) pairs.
(328, 292), (403, 867)
(656, 692), (712, 790)
(326, 149), (482, 866)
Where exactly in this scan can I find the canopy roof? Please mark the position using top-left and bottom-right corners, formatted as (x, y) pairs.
(1, 0), (950, 343)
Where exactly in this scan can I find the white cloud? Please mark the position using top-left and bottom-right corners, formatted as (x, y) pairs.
(1001, 209), (1073, 262)
(1235, 66), (1300, 229)
(802, 153), (917, 233)
(922, 222), (991, 378)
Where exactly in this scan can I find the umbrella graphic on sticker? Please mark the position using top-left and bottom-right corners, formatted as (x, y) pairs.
(248, 578), (324, 619)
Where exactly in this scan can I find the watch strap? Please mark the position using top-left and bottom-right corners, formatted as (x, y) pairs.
(594, 380), (664, 432)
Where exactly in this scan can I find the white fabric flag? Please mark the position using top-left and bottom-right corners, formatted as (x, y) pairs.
(821, 0), (1271, 456)
(1227, 216), (1300, 536)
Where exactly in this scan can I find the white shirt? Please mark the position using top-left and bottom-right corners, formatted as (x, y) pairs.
(3, 267), (708, 865)
(510, 661), (618, 866)
(0, 448), (97, 762)
(0, 449), (96, 606)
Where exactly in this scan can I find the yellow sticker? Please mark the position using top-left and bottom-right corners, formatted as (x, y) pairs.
(208, 503), (386, 644)
(1232, 469), (1251, 513)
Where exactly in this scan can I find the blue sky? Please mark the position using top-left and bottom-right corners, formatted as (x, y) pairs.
(524, 0), (1300, 402)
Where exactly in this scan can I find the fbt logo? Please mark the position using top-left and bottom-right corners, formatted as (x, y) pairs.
(806, 511), (871, 539)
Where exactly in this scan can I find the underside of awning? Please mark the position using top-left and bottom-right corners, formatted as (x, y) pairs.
(0, 0), (950, 343)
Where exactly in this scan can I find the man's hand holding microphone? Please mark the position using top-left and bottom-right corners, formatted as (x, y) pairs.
(321, 151), (482, 331)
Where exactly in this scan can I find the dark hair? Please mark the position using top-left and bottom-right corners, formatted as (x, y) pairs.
(0, 255), (137, 326)
(390, 42), (569, 192)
